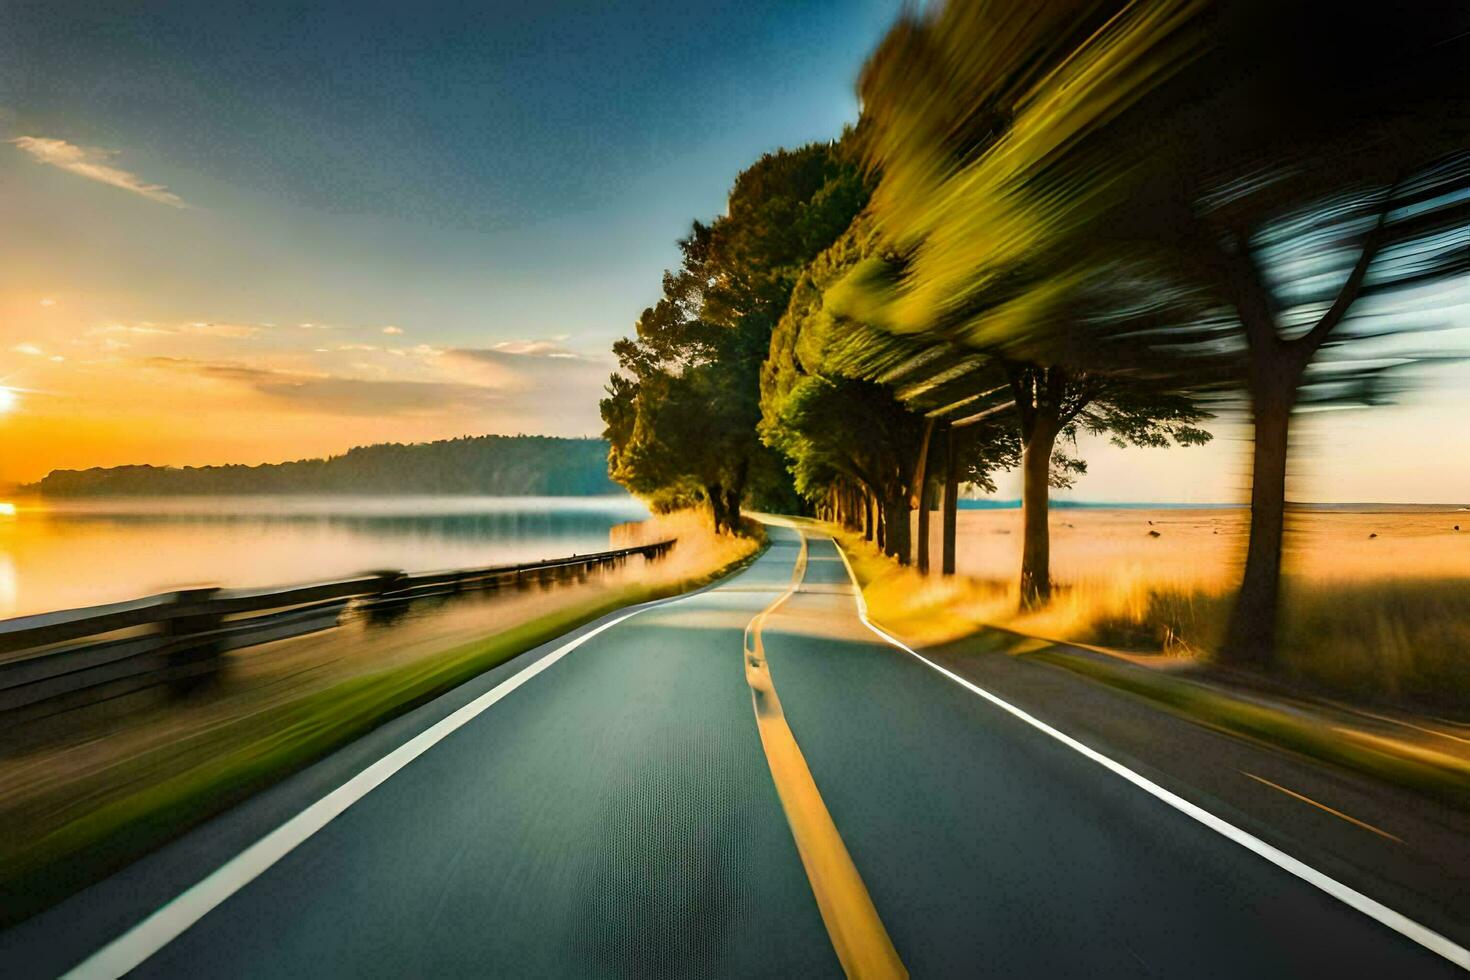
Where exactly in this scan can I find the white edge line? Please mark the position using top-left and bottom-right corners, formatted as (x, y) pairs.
(827, 538), (1470, 972)
(62, 580), (723, 980)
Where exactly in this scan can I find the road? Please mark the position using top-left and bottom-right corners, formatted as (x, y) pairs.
(3, 524), (1466, 977)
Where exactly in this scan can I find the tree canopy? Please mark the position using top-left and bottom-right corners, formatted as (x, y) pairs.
(832, 0), (1470, 641)
(602, 139), (870, 531)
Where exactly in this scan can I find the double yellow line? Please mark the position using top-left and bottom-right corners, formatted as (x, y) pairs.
(743, 532), (907, 979)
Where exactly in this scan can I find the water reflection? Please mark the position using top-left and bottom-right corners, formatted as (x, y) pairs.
(0, 495), (649, 618)
(46, 507), (626, 543)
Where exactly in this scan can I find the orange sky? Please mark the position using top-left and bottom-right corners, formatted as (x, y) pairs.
(5, 285), (1469, 503)
(0, 289), (613, 487)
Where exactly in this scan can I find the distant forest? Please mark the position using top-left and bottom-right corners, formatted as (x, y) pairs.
(24, 435), (620, 497)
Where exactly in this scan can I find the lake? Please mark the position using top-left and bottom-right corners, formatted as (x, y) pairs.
(0, 495), (651, 619)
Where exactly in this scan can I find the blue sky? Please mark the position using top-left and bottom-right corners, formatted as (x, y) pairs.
(1, 0), (1467, 501)
(0, 1), (898, 483)
(1, 1), (896, 349)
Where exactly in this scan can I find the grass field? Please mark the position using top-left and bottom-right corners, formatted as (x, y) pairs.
(876, 504), (1470, 709)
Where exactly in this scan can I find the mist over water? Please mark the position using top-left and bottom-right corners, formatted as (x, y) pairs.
(0, 495), (650, 618)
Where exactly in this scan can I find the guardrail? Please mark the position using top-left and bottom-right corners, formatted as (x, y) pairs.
(0, 539), (675, 721)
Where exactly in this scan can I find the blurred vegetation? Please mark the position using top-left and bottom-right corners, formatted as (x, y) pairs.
(838, 0), (1470, 664)
(611, 0), (1470, 686)
(836, 529), (1470, 809)
(1084, 579), (1470, 709)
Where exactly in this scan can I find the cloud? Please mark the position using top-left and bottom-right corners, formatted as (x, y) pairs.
(92, 323), (171, 336)
(13, 343), (44, 356)
(444, 346), (607, 378)
(89, 321), (259, 340)
(437, 348), (609, 435)
(10, 136), (187, 208)
(143, 356), (502, 417)
(487, 338), (581, 358)
(181, 322), (259, 339)
(381, 326), (404, 335)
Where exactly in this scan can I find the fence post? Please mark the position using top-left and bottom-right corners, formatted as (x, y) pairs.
(163, 587), (224, 693)
(362, 571), (408, 625)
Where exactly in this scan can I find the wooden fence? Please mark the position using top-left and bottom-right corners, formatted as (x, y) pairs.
(0, 539), (675, 720)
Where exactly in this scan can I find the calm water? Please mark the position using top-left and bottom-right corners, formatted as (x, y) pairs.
(0, 495), (650, 619)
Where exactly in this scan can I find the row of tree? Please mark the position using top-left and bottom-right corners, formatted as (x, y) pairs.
(29, 435), (618, 497)
(604, 0), (1470, 671)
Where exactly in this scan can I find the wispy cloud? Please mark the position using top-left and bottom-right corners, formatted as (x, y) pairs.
(181, 322), (259, 339)
(442, 345), (611, 395)
(89, 321), (259, 339)
(439, 347), (609, 435)
(488, 338), (581, 358)
(10, 343), (64, 362)
(144, 357), (502, 417)
(9, 136), (187, 208)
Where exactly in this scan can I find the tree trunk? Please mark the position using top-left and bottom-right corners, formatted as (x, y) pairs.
(942, 426), (959, 576)
(1221, 372), (1296, 667)
(706, 483), (726, 534)
(1019, 424), (1056, 608)
(863, 492), (874, 541)
(723, 486), (742, 533)
(883, 493), (911, 565)
(916, 480), (931, 574)
(876, 494), (886, 551)
(909, 417), (936, 508)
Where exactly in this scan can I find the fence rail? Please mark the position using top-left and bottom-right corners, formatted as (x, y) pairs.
(0, 539), (675, 720)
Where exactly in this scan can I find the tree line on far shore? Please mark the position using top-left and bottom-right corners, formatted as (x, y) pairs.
(603, 0), (1470, 670)
(24, 435), (619, 497)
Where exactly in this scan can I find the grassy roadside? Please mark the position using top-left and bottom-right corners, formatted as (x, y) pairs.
(1028, 647), (1470, 811)
(0, 523), (768, 927)
(828, 527), (1470, 812)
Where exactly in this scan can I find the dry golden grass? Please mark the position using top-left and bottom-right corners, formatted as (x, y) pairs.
(853, 505), (1470, 708)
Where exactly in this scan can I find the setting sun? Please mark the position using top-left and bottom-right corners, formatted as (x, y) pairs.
(0, 387), (17, 415)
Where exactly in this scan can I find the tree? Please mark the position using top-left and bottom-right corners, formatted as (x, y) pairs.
(761, 218), (1020, 566)
(844, 0), (1470, 655)
(767, 375), (929, 561)
(603, 140), (870, 531)
(830, 271), (1209, 604)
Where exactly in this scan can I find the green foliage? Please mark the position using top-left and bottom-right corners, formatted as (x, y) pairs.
(603, 138), (871, 528)
(769, 375), (923, 500)
(844, 0), (1470, 657)
(27, 435), (618, 497)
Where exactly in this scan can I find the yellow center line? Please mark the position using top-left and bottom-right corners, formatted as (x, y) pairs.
(744, 532), (907, 979)
(1241, 771), (1404, 843)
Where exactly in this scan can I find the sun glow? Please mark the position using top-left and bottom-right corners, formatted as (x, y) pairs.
(0, 387), (16, 415)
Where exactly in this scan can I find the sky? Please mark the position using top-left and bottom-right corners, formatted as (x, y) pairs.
(0, 0), (1466, 503)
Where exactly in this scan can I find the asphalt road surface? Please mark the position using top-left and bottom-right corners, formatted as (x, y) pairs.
(5, 524), (1466, 977)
